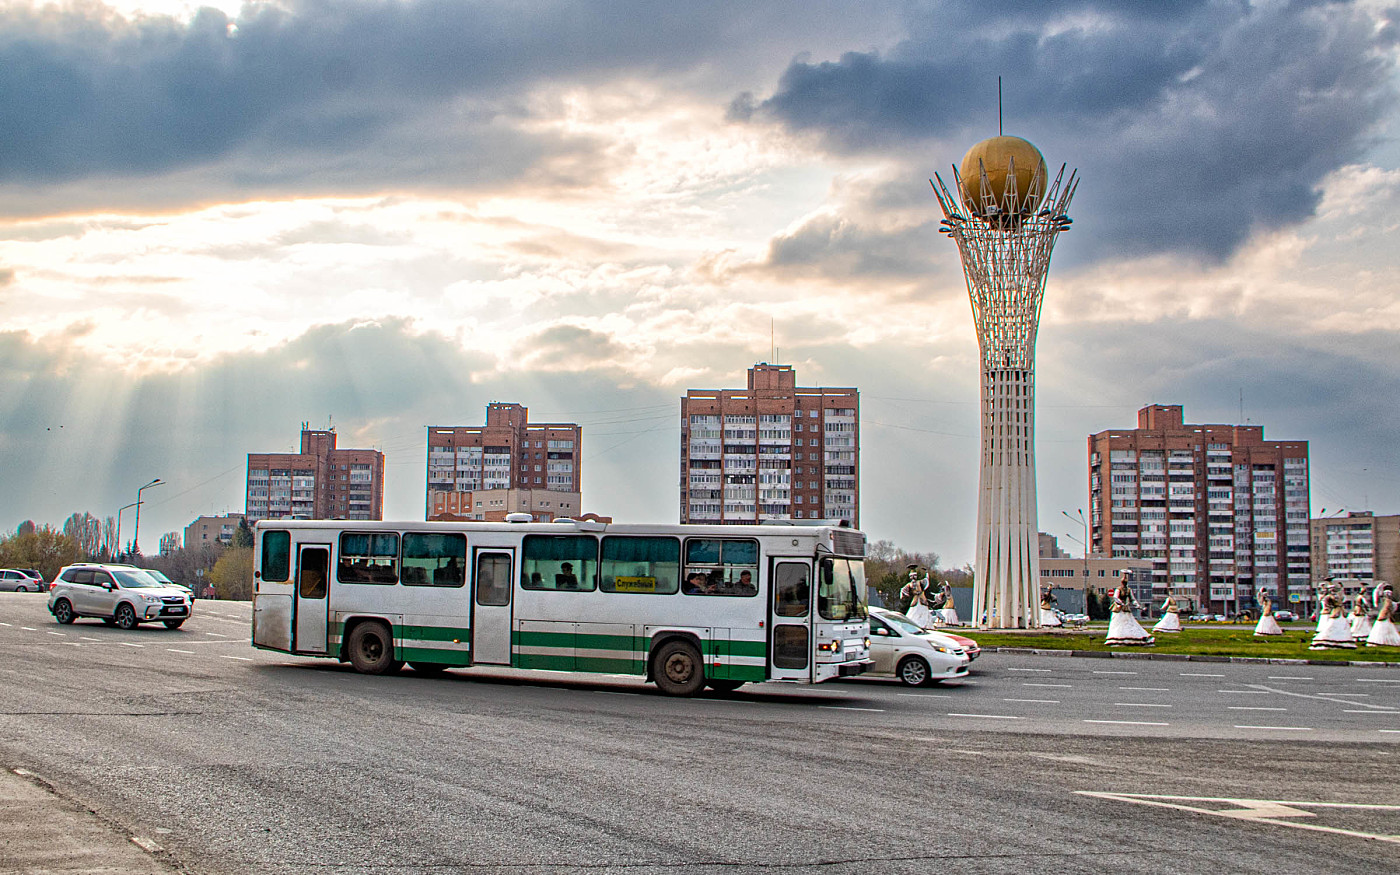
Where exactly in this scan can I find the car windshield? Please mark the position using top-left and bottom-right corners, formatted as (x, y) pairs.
(878, 611), (925, 635)
(817, 557), (868, 621)
(144, 570), (173, 584)
(112, 569), (162, 588)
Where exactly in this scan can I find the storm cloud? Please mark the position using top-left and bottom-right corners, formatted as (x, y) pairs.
(749, 1), (1399, 262)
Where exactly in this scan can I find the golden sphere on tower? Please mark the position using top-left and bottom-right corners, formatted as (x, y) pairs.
(959, 135), (1047, 220)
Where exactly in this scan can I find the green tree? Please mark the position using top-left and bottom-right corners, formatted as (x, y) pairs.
(0, 527), (81, 581)
(208, 546), (254, 600)
(233, 517), (254, 549)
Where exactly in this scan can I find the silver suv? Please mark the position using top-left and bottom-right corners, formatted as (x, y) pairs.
(48, 564), (193, 630)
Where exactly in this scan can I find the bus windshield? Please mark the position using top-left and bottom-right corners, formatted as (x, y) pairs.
(817, 557), (867, 621)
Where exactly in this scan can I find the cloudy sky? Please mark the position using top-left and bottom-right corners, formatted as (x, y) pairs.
(3, 0), (1399, 565)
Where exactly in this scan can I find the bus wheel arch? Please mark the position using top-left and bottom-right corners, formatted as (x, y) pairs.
(344, 618), (403, 675)
(649, 635), (706, 697)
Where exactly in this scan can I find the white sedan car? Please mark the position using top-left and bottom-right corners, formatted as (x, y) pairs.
(866, 607), (970, 686)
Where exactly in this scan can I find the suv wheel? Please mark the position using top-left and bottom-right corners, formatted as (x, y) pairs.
(53, 599), (75, 625)
(114, 603), (139, 630)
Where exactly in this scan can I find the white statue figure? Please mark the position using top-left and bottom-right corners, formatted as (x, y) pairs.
(1366, 583), (1400, 647)
(901, 566), (935, 629)
(1039, 585), (1062, 627)
(1104, 572), (1154, 646)
(1253, 590), (1283, 637)
(1152, 594), (1182, 634)
(1310, 582), (1357, 650)
(1349, 592), (1374, 641)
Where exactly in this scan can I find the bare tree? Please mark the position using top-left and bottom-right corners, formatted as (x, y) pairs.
(100, 516), (118, 559)
(63, 512), (102, 558)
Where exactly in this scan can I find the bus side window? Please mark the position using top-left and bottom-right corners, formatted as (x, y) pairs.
(521, 535), (598, 592)
(683, 538), (759, 597)
(261, 531), (291, 582)
(402, 533), (466, 587)
(338, 532), (400, 585)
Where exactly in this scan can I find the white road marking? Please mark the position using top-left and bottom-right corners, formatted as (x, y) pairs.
(819, 706), (884, 712)
(45, 631), (64, 637)
(1380, 730), (1400, 734)
(1005, 698), (1059, 704)
(1267, 676), (1313, 681)
(1343, 709), (1399, 714)
(1075, 793), (1400, 845)
(1357, 678), (1400, 683)
(1114, 703), (1171, 708)
(1007, 668), (1052, 672)
(1230, 706), (1287, 711)
(78, 637), (100, 641)
(220, 655), (254, 661)
(1023, 682), (1071, 688)
(1093, 670), (1137, 675)
(1248, 683), (1398, 711)
(120, 643), (143, 648)
(948, 713), (1021, 720)
(896, 692), (951, 698)
(20, 627), (36, 631)
(204, 632), (228, 638)
(1120, 687), (1169, 692)
(1084, 720), (1168, 726)
(1181, 672), (1225, 677)
(1235, 725), (1313, 731)
(1219, 689), (1268, 694)
(167, 649), (195, 654)
(0, 622), (10, 626)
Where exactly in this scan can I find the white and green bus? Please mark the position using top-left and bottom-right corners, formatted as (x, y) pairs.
(251, 516), (870, 695)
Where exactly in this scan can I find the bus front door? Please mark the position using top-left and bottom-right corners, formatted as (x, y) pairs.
(768, 559), (814, 681)
(293, 545), (330, 654)
(471, 549), (514, 665)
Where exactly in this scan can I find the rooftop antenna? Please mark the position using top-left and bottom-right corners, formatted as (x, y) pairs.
(998, 75), (1003, 136)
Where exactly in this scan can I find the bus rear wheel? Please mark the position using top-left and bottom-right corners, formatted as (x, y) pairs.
(653, 640), (705, 696)
(347, 622), (403, 675)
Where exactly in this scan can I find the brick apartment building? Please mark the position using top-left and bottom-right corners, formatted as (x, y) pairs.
(246, 427), (385, 522)
(426, 403), (582, 522)
(1088, 405), (1310, 614)
(680, 364), (858, 526)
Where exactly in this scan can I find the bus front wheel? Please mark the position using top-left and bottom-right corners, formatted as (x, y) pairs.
(347, 622), (403, 675)
(653, 640), (705, 696)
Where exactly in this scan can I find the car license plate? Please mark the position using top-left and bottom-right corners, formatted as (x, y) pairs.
(168, 607), (186, 615)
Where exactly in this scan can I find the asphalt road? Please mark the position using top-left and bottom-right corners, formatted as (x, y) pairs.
(1, 591), (1397, 874)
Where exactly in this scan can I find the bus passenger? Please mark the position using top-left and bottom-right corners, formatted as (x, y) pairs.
(734, 569), (756, 596)
(555, 562), (580, 589)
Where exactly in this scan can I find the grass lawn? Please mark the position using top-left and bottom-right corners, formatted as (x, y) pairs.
(959, 623), (1400, 662)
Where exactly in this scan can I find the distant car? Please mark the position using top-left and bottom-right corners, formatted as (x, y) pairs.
(1274, 610), (1297, 622)
(932, 629), (982, 661)
(1212, 614), (1228, 622)
(1188, 613), (1211, 622)
(0, 569), (45, 592)
(865, 607), (970, 686)
(47, 563), (193, 630)
(139, 568), (195, 600)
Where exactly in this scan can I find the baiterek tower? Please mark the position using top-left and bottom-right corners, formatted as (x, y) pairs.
(931, 136), (1076, 628)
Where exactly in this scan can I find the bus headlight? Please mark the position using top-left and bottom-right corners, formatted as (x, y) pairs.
(863, 637), (871, 649)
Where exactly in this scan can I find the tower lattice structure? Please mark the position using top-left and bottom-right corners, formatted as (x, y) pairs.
(932, 155), (1076, 628)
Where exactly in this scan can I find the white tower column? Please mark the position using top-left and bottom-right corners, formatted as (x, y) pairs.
(932, 136), (1076, 629)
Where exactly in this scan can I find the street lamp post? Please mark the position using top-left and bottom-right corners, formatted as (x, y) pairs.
(132, 478), (164, 557)
(1061, 508), (1091, 611)
(115, 501), (139, 561)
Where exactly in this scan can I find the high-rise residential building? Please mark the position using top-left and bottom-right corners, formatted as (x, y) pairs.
(1311, 512), (1400, 594)
(246, 427), (385, 522)
(1088, 405), (1310, 614)
(426, 403), (582, 522)
(184, 514), (246, 548)
(680, 364), (858, 526)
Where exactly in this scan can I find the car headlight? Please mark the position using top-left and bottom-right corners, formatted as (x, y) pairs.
(142, 595), (162, 604)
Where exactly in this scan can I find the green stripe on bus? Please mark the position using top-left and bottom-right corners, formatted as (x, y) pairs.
(400, 624), (472, 643)
(399, 647), (472, 667)
(575, 656), (644, 674)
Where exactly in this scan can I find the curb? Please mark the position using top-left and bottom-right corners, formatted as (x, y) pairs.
(980, 646), (1400, 668)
